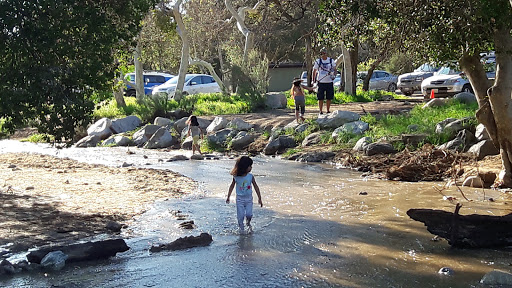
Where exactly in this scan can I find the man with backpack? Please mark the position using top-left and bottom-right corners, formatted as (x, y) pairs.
(312, 47), (336, 115)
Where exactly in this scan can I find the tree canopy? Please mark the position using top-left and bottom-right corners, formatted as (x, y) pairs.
(0, 0), (157, 140)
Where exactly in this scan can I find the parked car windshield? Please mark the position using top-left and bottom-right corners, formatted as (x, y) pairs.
(436, 66), (460, 75)
(414, 63), (438, 72)
(165, 75), (195, 85)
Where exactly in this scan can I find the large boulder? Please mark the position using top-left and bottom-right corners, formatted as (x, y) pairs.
(265, 92), (288, 109)
(316, 110), (360, 129)
(438, 129), (476, 152)
(302, 132), (323, 147)
(102, 135), (132, 147)
(174, 117), (210, 134)
(468, 139), (499, 160)
(454, 92), (477, 104)
(230, 131), (256, 150)
(227, 118), (253, 131)
(480, 270), (512, 286)
(87, 118), (112, 140)
(132, 125), (161, 146)
(475, 123), (490, 141)
(422, 98), (448, 109)
(332, 121), (369, 139)
(353, 136), (372, 152)
(287, 151), (336, 162)
(207, 128), (237, 145)
(144, 127), (174, 149)
(278, 135), (297, 149)
(295, 123), (309, 133)
(153, 117), (173, 128)
(364, 142), (396, 156)
(111, 115), (141, 134)
(263, 138), (280, 155)
(206, 117), (228, 134)
(75, 135), (101, 148)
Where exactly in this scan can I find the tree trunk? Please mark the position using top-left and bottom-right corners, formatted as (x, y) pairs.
(362, 57), (384, 91)
(173, 0), (189, 101)
(134, 43), (145, 102)
(461, 29), (512, 187)
(342, 40), (358, 96)
(113, 76), (126, 108)
(490, 28), (512, 187)
(305, 35), (313, 86)
(225, 0), (262, 65)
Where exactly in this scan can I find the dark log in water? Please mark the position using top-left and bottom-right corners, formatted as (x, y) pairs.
(150, 233), (213, 252)
(407, 204), (512, 248)
(26, 239), (129, 264)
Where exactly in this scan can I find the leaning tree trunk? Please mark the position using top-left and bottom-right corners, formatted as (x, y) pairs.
(461, 28), (512, 187)
(189, 58), (228, 94)
(362, 56), (384, 91)
(173, 0), (189, 101)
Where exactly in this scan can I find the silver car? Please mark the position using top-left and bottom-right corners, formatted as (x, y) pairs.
(397, 64), (438, 96)
(357, 70), (398, 92)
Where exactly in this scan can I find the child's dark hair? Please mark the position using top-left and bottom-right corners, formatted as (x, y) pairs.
(230, 156), (253, 176)
(187, 115), (199, 126)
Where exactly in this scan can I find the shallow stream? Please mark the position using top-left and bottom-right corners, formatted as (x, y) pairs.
(1, 141), (511, 287)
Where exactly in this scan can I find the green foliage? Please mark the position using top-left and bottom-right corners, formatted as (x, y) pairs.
(0, 0), (158, 141)
(201, 138), (225, 153)
(382, 53), (416, 76)
(224, 45), (268, 108)
(20, 133), (55, 143)
(180, 93), (253, 116)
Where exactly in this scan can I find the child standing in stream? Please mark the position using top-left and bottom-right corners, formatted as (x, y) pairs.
(186, 115), (203, 155)
(226, 156), (263, 234)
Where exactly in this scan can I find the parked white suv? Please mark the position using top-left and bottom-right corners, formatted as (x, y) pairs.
(152, 74), (221, 98)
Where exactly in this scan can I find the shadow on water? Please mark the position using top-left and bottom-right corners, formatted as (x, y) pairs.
(0, 142), (510, 287)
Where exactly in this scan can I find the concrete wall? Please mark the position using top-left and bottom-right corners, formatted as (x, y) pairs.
(268, 67), (304, 92)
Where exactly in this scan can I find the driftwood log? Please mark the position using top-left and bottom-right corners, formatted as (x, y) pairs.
(26, 239), (129, 264)
(407, 204), (512, 248)
(150, 233), (213, 252)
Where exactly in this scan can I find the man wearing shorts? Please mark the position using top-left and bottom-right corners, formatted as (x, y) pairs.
(312, 47), (336, 115)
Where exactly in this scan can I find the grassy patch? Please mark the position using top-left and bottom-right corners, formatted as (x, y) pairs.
(20, 133), (55, 143)
(285, 88), (403, 108)
(358, 99), (478, 148)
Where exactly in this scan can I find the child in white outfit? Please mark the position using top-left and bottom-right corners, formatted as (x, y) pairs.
(226, 156), (263, 234)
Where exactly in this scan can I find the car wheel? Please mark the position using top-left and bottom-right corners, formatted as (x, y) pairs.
(388, 83), (397, 92)
(402, 90), (413, 96)
(126, 90), (136, 97)
(462, 84), (474, 94)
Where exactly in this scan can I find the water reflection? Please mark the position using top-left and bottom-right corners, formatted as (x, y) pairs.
(0, 141), (511, 287)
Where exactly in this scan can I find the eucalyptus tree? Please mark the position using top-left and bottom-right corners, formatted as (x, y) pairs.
(318, 0), (408, 94)
(0, 0), (157, 141)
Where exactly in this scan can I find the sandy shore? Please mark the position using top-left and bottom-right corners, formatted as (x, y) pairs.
(0, 152), (198, 255)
